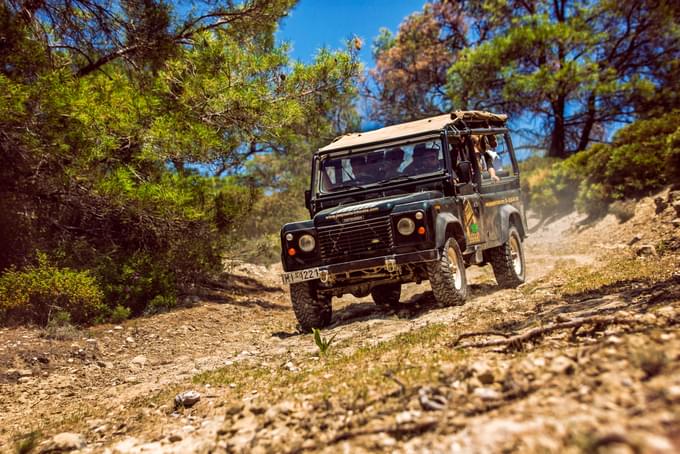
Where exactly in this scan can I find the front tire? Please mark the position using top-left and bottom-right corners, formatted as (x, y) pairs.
(427, 238), (468, 306)
(371, 283), (401, 308)
(290, 281), (332, 333)
(487, 225), (526, 288)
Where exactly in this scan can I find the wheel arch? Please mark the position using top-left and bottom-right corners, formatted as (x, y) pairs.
(435, 212), (467, 252)
(500, 205), (525, 243)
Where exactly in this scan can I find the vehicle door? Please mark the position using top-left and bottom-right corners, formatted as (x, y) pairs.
(450, 135), (485, 251)
(478, 133), (520, 245)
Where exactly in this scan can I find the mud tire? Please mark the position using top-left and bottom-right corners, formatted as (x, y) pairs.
(427, 237), (468, 306)
(371, 283), (402, 308)
(290, 281), (332, 333)
(487, 225), (526, 288)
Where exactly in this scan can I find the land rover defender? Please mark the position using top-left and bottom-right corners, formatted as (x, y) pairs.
(280, 111), (528, 332)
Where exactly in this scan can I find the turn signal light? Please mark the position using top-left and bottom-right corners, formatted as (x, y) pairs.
(417, 226), (426, 235)
(288, 248), (297, 256)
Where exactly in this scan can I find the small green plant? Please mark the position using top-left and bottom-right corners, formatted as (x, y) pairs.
(608, 200), (636, 223)
(43, 310), (80, 340)
(144, 294), (177, 315)
(110, 304), (131, 323)
(14, 430), (41, 454)
(312, 328), (337, 356)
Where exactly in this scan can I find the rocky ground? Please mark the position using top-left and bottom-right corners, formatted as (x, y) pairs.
(1, 189), (680, 453)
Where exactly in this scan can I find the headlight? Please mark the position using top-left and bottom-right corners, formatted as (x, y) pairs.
(285, 233), (294, 241)
(397, 217), (416, 236)
(298, 234), (316, 252)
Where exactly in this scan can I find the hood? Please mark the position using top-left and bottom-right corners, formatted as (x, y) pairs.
(314, 191), (441, 225)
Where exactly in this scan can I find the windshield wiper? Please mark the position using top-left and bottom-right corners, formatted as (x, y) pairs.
(377, 175), (416, 185)
(332, 182), (364, 191)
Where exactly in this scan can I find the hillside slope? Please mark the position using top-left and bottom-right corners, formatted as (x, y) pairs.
(1, 189), (679, 453)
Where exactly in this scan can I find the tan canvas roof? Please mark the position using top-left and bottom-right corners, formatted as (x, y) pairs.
(318, 110), (507, 153)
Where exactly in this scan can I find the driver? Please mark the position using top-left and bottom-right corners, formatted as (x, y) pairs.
(404, 143), (440, 174)
(350, 155), (373, 185)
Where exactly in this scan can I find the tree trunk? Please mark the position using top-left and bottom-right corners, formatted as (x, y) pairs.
(577, 94), (596, 152)
(548, 96), (567, 158)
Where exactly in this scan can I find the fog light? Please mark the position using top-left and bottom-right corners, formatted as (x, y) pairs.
(298, 234), (316, 252)
(415, 211), (424, 220)
(418, 226), (426, 235)
(285, 233), (294, 241)
(397, 217), (416, 236)
(288, 248), (296, 256)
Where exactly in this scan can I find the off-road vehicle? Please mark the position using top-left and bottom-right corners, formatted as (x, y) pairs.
(280, 111), (527, 332)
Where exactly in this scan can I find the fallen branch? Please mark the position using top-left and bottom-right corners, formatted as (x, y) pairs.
(450, 315), (644, 349)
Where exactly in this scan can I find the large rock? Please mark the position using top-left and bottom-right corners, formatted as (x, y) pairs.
(40, 432), (86, 452)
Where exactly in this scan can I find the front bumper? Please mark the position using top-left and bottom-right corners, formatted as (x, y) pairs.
(281, 249), (440, 284)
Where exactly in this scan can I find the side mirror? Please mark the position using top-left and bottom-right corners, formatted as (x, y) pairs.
(304, 189), (311, 210)
(457, 161), (472, 183)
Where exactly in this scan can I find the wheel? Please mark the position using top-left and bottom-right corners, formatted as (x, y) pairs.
(290, 281), (332, 333)
(371, 283), (401, 308)
(427, 237), (468, 306)
(487, 225), (526, 288)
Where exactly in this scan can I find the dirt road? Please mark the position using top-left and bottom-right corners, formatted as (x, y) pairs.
(1, 191), (679, 453)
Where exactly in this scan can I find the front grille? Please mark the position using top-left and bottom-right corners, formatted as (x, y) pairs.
(318, 216), (394, 261)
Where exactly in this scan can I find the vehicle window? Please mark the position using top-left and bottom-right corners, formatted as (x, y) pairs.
(478, 134), (515, 184)
(318, 139), (444, 193)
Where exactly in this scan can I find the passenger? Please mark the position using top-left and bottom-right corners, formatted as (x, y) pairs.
(471, 135), (500, 182)
(383, 147), (404, 179)
(350, 155), (373, 185)
(404, 143), (440, 175)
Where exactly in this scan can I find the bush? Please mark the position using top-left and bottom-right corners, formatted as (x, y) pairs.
(0, 253), (105, 325)
(525, 111), (680, 219)
(110, 305), (131, 323)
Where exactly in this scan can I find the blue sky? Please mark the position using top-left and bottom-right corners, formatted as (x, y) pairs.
(277, 0), (424, 65)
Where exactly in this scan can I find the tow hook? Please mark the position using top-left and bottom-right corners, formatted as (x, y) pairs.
(319, 270), (330, 283)
(385, 258), (398, 273)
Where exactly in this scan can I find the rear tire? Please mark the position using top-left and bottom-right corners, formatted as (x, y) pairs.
(427, 238), (468, 306)
(290, 281), (332, 333)
(487, 225), (526, 288)
(371, 283), (401, 308)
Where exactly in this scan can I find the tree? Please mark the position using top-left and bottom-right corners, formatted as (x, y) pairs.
(367, 1), (467, 123)
(0, 0), (361, 320)
(447, 0), (680, 158)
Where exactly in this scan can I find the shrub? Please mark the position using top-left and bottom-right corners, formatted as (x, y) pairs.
(144, 294), (177, 315)
(0, 253), (105, 325)
(110, 304), (131, 323)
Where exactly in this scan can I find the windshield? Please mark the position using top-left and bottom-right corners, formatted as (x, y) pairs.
(317, 139), (444, 193)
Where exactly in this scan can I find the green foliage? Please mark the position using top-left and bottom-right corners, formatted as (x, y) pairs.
(0, 0), (361, 324)
(527, 111), (680, 218)
(312, 328), (337, 356)
(0, 253), (105, 325)
(145, 295), (177, 315)
(110, 305), (131, 323)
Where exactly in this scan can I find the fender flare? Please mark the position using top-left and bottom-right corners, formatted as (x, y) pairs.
(435, 212), (467, 252)
(499, 205), (526, 243)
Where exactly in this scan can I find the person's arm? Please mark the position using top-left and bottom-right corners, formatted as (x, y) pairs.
(484, 153), (500, 182)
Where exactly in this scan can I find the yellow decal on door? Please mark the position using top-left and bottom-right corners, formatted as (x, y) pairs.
(464, 200), (481, 243)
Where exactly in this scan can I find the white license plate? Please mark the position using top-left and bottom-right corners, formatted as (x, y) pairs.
(281, 268), (320, 285)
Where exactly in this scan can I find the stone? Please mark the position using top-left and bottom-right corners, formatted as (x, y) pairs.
(174, 390), (201, 409)
(125, 336), (135, 344)
(673, 200), (680, 217)
(550, 356), (576, 375)
(654, 196), (668, 214)
(168, 434), (182, 443)
(40, 432), (86, 452)
(672, 218), (680, 228)
(129, 355), (147, 368)
(473, 387), (502, 401)
(470, 360), (495, 384)
(635, 244), (657, 257)
(18, 369), (33, 377)
(97, 361), (114, 369)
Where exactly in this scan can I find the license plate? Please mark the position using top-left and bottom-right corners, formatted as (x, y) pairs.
(281, 268), (320, 285)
